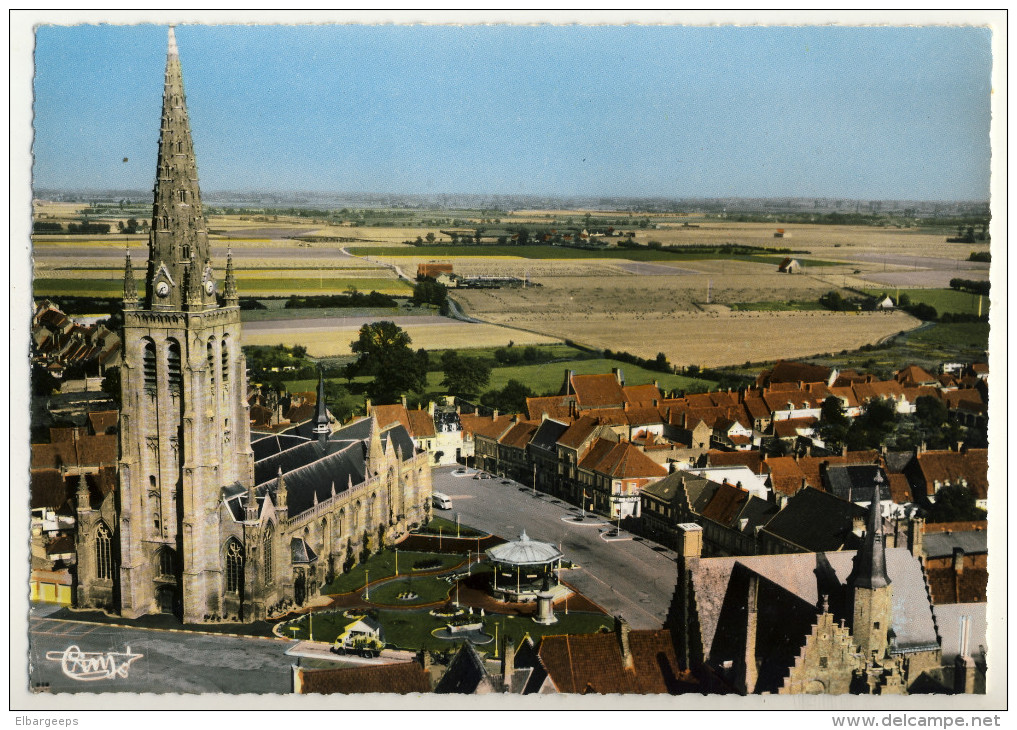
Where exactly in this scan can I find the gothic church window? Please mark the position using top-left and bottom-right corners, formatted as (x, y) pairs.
(143, 340), (157, 392)
(263, 527), (273, 585)
(158, 547), (176, 577)
(221, 336), (230, 384)
(167, 340), (182, 395)
(96, 523), (113, 580)
(207, 339), (216, 398)
(225, 539), (244, 593)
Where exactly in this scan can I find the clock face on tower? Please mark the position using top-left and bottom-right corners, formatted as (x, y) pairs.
(204, 279), (215, 296)
(156, 281), (170, 297)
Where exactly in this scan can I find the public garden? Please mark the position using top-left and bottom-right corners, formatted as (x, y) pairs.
(276, 518), (612, 653)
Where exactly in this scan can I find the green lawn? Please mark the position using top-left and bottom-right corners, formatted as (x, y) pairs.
(415, 516), (485, 538)
(321, 549), (464, 595)
(33, 279), (122, 297)
(470, 357), (718, 396)
(234, 277), (412, 294)
(365, 574), (456, 606)
(863, 288), (989, 317)
(285, 355), (719, 404)
(282, 607), (612, 653)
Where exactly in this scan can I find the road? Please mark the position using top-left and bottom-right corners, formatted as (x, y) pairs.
(28, 604), (295, 694)
(433, 466), (679, 630)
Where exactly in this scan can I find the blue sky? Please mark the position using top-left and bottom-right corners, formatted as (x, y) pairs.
(32, 24), (993, 201)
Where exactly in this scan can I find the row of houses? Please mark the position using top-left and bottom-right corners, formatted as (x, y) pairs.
(32, 301), (121, 377)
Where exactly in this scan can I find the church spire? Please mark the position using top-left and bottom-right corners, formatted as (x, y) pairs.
(849, 475), (891, 590)
(145, 25), (212, 310)
(123, 248), (138, 309)
(224, 246), (238, 304)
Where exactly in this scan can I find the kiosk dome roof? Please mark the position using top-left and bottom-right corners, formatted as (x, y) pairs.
(486, 530), (563, 565)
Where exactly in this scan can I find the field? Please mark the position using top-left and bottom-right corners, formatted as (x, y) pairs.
(242, 319), (560, 357)
(31, 204), (991, 369)
(862, 287), (990, 317)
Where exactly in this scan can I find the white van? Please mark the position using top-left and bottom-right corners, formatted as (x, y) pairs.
(432, 492), (452, 510)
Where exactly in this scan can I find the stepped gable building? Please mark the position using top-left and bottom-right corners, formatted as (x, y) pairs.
(671, 483), (944, 695)
(75, 28), (431, 623)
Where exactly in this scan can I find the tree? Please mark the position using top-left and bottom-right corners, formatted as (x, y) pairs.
(654, 352), (670, 372)
(480, 379), (535, 414)
(350, 321), (427, 404)
(440, 351), (491, 399)
(425, 232), (436, 244)
(817, 396), (850, 453)
(412, 280), (447, 308)
(925, 485), (986, 523)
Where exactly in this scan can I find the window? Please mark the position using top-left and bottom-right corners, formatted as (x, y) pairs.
(263, 528), (273, 585)
(96, 523), (113, 580)
(143, 340), (157, 391)
(819, 657), (828, 669)
(207, 340), (216, 398)
(225, 540), (243, 593)
(221, 337), (230, 384)
(167, 340), (182, 395)
(158, 548), (175, 577)
(178, 190), (187, 203)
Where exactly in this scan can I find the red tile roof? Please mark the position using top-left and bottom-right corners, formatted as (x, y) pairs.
(915, 449), (988, 499)
(460, 413), (518, 440)
(886, 472), (913, 504)
(923, 520), (988, 534)
(700, 482), (750, 526)
(896, 364), (937, 386)
(757, 360), (833, 386)
(538, 628), (698, 694)
(87, 410), (119, 434)
(705, 450), (765, 474)
(581, 440), (667, 480)
(526, 395), (575, 422)
(31, 434), (118, 470)
(407, 409), (436, 439)
(556, 415), (602, 450)
(570, 373), (626, 409)
(296, 660), (432, 694)
(499, 420), (540, 449)
(622, 383), (662, 406)
(370, 404), (411, 432)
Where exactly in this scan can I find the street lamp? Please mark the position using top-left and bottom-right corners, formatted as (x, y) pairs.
(365, 570), (370, 601)
(532, 463), (536, 496)
(395, 548), (399, 577)
(456, 513), (460, 538)
(438, 526), (443, 550)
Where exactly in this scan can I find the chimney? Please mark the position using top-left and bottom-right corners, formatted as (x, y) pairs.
(492, 409), (499, 420)
(956, 441), (964, 453)
(953, 547), (966, 575)
(502, 636), (516, 680)
(908, 516), (925, 558)
(953, 616), (977, 694)
(614, 616), (634, 669)
(365, 398), (372, 413)
(401, 395), (407, 408)
(428, 401), (435, 416)
(741, 573), (759, 694)
(842, 444), (848, 457)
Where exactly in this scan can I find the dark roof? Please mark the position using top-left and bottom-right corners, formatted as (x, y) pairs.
(823, 464), (892, 503)
(760, 487), (866, 552)
(291, 537), (318, 564)
(381, 424), (416, 459)
(528, 418), (570, 455)
(757, 360), (832, 386)
(883, 450), (915, 473)
(298, 660), (432, 695)
(923, 530), (988, 559)
(434, 643), (496, 694)
(273, 442), (367, 517)
(250, 433), (309, 461)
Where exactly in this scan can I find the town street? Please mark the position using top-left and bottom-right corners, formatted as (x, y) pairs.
(433, 466), (679, 630)
(28, 605), (294, 694)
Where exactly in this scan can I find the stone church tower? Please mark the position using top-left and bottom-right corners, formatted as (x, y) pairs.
(117, 27), (254, 623)
(846, 478), (894, 659)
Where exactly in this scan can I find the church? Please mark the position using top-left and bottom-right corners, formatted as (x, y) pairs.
(74, 27), (432, 624)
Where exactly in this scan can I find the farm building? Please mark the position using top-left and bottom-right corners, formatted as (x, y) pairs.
(773, 228), (790, 238)
(777, 257), (802, 274)
(418, 262), (454, 279)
